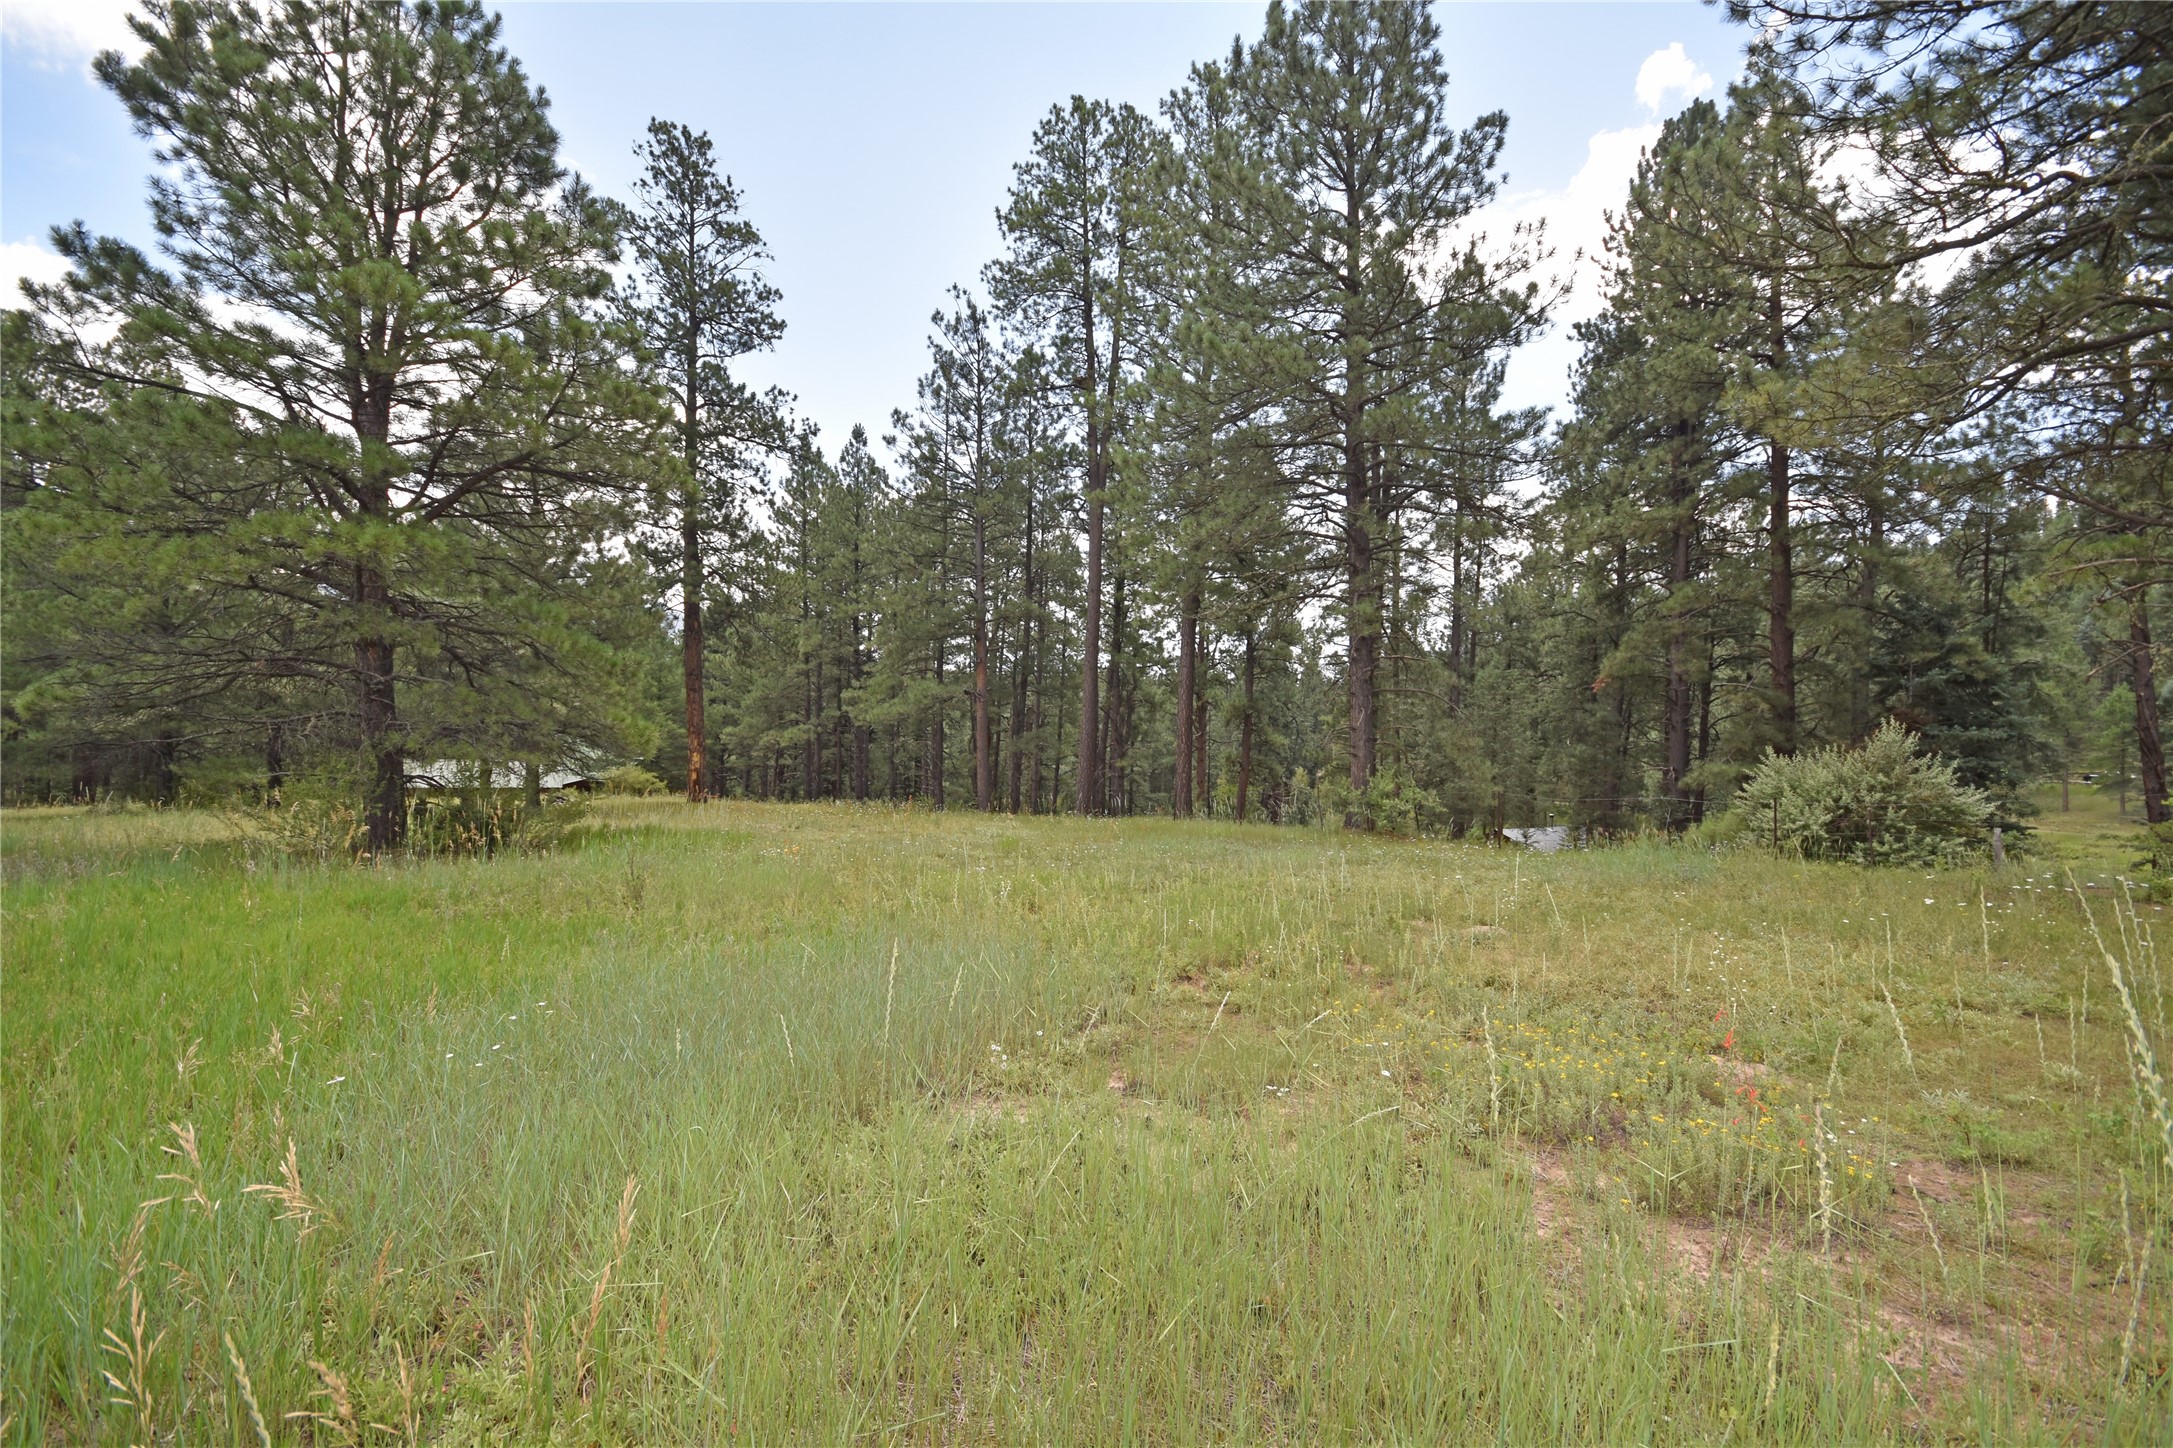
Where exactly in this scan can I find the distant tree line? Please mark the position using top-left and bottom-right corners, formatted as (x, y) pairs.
(4, 0), (2165, 844)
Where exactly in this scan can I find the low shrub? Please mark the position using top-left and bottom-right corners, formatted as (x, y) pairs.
(1314, 765), (1442, 836)
(601, 764), (668, 796)
(1731, 721), (1992, 867)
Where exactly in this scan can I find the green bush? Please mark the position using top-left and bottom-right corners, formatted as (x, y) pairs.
(1312, 765), (1442, 836)
(1283, 767), (1324, 827)
(601, 764), (668, 796)
(1731, 721), (1992, 867)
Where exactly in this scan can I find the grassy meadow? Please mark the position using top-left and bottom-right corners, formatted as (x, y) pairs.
(2, 795), (2168, 1443)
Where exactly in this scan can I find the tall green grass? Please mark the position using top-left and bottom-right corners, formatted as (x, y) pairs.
(2, 800), (2165, 1441)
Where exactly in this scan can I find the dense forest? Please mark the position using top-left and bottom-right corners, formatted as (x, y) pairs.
(3, 0), (2166, 850)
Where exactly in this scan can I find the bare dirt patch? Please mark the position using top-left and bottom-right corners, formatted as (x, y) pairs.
(950, 1092), (1031, 1124)
(1706, 1053), (1773, 1090)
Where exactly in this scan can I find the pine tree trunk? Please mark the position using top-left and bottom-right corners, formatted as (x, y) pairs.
(1103, 573), (1127, 815)
(682, 502), (707, 803)
(349, 364), (407, 849)
(851, 505), (870, 801)
(806, 639), (820, 801)
(1467, 531), (1483, 680)
(357, 565), (403, 851)
(1009, 485), (1035, 814)
(1766, 283), (1796, 754)
(149, 730), (179, 805)
(1174, 598), (1197, 816)
(1077, 487), (1104, 815)
(1195, 685), (1209, 817)
(1768, 437), (1795, 753)
(1043, 643), (1059, 815)
(973, 514), (993, 813)
(1346, 446), (1379, 825)
(1854, 488), (1884, 740)
(1662, 448), (1694, 830)
(264, 722), (285, 806)
(1008, 612), (1030, 813)
(1075, 272), (1107, 817)
(681, 308), (708, 807)
(1341, 186), (1377, 828)
(1235, 631), (1256, 823)
(930, 655), (947, 811)
(2133, 591), (2168, 824)
(1694, 648), (1714, 823)
(1447, 511), (1466, 715)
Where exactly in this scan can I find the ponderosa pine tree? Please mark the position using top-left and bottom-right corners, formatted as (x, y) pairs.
(1744, 1), (2171, 797)
(622, 118), (785, 803)
(1188, 0), (1545, 822)
(17, 0), (668, 847)
(895, 292), (1013, 810)
(835, 425), (890, 800)
(989, 97), (1160, 816)
(1689, 61), (1880, 755)
(996, 348), (1077, 813)
(1558, 99), (1745, 826)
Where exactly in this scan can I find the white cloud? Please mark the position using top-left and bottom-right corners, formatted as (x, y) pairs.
(0, 0), (143, 70)
(1634, 42), (1712, 115)
(1466, 45), (1723, 417)
(1, 237), (74, 300)
(1467, 122), (1657, 415)
(1496, 124), (1658, 323)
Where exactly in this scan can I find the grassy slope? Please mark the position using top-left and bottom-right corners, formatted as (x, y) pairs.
(1, 796), (2166, 1443)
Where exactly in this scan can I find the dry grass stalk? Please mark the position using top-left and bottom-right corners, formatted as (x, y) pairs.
(574, 1175), (640, 1400)
(223, 1332), (272, 1448)
(1812, 1103), (1835, 1254)
(882, 938), (899, 1048)
(1908, 1178), (1949, 1281)
(157, 1121), (218, 1215)
(1761, 1315), (1781, 1416)
(1482, 1007), (1502, 1131)
(2073, 877), (2173, 1176)
(161, 1259), (207, 1311)
(285, 1359), (359, 1444)
(371, 1233), (396, 1290)
(243, 1137), (325, 1237)
(101, 1285), (165, 1445)
(2116, 1172), (2157, 1390)
(373, 1339), (421, 1447)
(2105, 945), (2173, 1177)
(111, 1200), (161, 1304)
(1878, 981), (1916, 1076)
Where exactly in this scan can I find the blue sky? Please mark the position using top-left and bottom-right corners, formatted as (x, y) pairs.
(2, 1), (1750, 446)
